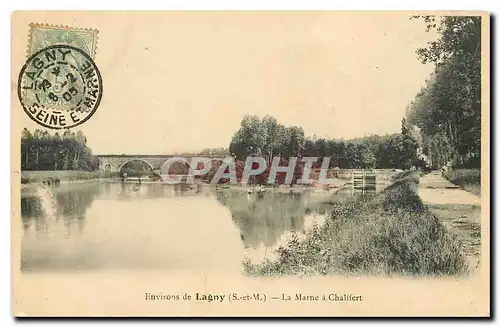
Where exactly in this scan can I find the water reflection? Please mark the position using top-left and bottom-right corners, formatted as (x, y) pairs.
(214, 187), (368, 263)
(20, 181), (377, 273)
(215, 190), (333, 248)
(21, 182), (245, 273)
(21, 183), (100, 236)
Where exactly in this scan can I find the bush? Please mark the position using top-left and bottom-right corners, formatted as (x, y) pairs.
(444, 169), (481, 196)
(445, 169), (480, 185)
(245, 172), (467, 276)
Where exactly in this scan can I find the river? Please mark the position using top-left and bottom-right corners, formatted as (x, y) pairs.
(20, 180), (376, 274)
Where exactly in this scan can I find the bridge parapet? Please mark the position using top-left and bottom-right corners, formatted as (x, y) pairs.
(96, 155), (223, 173)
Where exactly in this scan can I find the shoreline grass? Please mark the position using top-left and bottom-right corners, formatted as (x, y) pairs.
(244, 171), (467, 277)
(21, 170), (119, 184)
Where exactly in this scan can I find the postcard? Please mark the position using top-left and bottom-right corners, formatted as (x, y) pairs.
(11, 11), (490, 317)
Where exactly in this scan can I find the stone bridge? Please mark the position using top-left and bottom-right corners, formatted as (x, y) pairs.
(96, 154), (222, 174)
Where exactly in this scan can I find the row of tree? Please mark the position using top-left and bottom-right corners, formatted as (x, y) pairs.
(228, 115), (419, 170)
(406, 16), (481, 169)
(198, 147), (230, 156)
(21, 128), (99, 171)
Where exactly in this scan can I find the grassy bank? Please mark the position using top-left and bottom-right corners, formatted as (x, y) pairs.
(244, 171), (467, 276)
(21, 170), (119, 184)
(444, 169), (481, 196)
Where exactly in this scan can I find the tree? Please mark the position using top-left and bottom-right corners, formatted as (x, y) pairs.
(20, 128), (99, 171)
(76, 131), (87, 145)
(283, 126), (305, 158)
(229, 115), (267, 159)
(229, 115), (419, 170)
(62, 129), (73, 140)
(400, 118), (418, 169)
(261, 115), (280, 165)
(357, 143), (376, 169)
(407, 16), (481, 168)
(21, 128), (33, 140)
(229, 115), (304, 161)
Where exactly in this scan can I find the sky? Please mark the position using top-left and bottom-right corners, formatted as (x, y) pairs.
(13, 12), (437, 154)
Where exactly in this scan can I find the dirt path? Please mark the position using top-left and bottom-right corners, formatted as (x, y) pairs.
(418, 171), (481, 274)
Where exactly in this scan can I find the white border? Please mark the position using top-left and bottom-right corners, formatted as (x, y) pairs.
(2, 1), (498, 326)
(1, 0), (499, 10)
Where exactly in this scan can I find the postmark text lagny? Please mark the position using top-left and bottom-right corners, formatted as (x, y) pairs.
(18, 45), (102, 129)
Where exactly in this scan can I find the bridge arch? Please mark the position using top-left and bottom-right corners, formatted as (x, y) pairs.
(118, 159), (155, 175)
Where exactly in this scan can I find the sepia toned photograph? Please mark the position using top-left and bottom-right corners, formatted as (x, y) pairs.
(11, 11), (490, 317)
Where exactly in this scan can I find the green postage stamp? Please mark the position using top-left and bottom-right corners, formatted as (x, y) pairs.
(18, 23), (102, 129)
(27, 23), (99, 59)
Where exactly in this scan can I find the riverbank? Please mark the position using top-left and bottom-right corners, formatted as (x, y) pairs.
(244, 171), (467, 277)
(21, 170), (119, 185)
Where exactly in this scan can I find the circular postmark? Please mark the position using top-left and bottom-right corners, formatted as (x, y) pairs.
(18, 44), (102, 129)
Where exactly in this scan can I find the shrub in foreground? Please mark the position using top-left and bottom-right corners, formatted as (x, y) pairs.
(245, 173), (467, 276)
(444, 169), (481, 196)
(445, 169), (480, 185)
